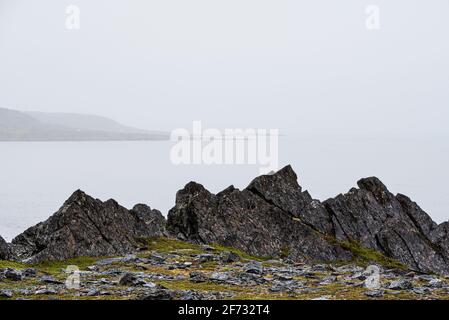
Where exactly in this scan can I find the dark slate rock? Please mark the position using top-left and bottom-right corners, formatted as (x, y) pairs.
(138, 287), (174, 300)
(40, 275), (64, 285)
(365, 290), (384, 298)
(11, 190), (166, 263)
(243, 261), (263, 275)
(130, 204), (167, 237)
(246, 165), (334, 234)
(3, 268), (23, 281)
(324, 177), (449, 274)
(189, 272), (208, 283)
(119, 273), (147, 287)
(220, 251), (241, 263)
(388, 279), (413, 290)
(0, 235), (13, 260)
(167, 165), (449, 275)
(167, 166), (352, 264)
(0, 290), (13, 298)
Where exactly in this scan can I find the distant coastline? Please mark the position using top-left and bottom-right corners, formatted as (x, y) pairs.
(0, 107), (169, 141)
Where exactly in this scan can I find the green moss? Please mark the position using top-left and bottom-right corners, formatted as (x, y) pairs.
(140, 237), (204, 254)
(211, 243), (270, 262)
(0, 260), (27, 270)
(338, 239), (407, 270)
(280, 245), (290, 259)
(32, 256), (103, 276)
(140, 237), (270, 261)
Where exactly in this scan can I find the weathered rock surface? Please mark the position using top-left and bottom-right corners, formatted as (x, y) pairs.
(324, 178), (449, 274)
(0, 235), (13, 260)
(11, 190), (166, 263)
(4, 164), (449, 277)
(130, 204), (167, 237)
(167, 166), (352, 263)
(167, 165), (449, 275)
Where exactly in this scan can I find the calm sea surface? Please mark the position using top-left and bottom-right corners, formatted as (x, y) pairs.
(1, 136), (448, 241)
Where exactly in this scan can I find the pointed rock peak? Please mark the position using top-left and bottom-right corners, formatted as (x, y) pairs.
(182, 181), (209, 194)
(132, 203), (153, 212)
(60, 190), (102, 213)
(273, 165), (298, 181)
(247, 165), (301, 192)
(217, 185), (237, 197)
(175, 182), (212, 204)
(357, 177), (394, 203)
(65, 189), (91, 204)
(0, 235), (13, 260)
(357, 177), (389, 193)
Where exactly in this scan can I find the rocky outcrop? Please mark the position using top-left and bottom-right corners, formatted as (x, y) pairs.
(130, 204), (167, 237)
(167, 165), (449, 275)
(5, 165), (449, 275)
(11, 190), (166, 263)
(0, 235), (13, 260)
(324, 178), (449, 274)
(167, 166), (352, 263)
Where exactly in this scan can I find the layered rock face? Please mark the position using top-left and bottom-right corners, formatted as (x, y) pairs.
(167, 166), (352, 263)
(324, 179), (449, 274)
(167, 165), (449, 274)
(11, 190), (166, 263)
(0, 235), (13, 260)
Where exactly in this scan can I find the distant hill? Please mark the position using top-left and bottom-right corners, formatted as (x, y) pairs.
(0, 108), (169, 141)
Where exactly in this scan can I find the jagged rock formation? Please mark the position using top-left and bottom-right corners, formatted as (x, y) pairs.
(167, 166), (352, 263)
(167, 165), (449, 274)
(11, 190), (166, 263)
(324, 178), (449, 274)
(130, 204), (167, 237)
(0, 235), (13, 260)
(4, 165), (449, 275)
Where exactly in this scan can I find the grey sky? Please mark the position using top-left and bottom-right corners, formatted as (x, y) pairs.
(0, 0), (448, 136)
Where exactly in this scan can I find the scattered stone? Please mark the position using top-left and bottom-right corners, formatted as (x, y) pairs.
(269, 280), (303, 293)
(119, 273), (147, 286)
(40, 275), (64, 285)
(0, 290), (13, 298)
(320, 275), (337, 285)
(244, 261), (263, 275)
(365, 290), (384, 298)
(388, 279), (413, 290)
(35, 288), (57, 295)
(4, 268), (23, 281)
(427, 278), (444, 288)
(86, 289), (100, 296)
(22, 268), (37, 277)
(195, 254), (216, 263)
(102, 268), (124, 275)
(86, 266), (99, 272)
(210, 272), (229, 282)
(138, 288), (174, 300)
(148, 253), (166, 264)
(220, 251), (241, 263)
(414, 274), (435, 282)
(189, 272), (208, 283)
(412, 287), (431, 295)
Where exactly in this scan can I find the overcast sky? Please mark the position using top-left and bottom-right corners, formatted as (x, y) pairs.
(0, 0), (448, 136)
